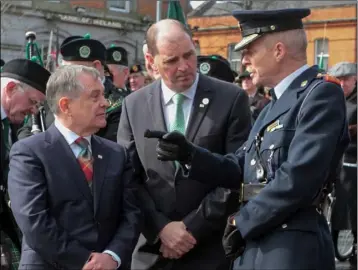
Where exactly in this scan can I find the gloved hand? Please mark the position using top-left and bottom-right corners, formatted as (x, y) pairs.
(156, 131), (195, 163)
(222, 214), (245, 259)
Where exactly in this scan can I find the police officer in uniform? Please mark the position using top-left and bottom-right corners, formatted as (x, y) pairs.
(329, 62), (357, 267)
(1, 59), (51, 270)
(106, 45), (131, 96)
(17, 34), (122, 142)
(197, 55), (236, 83)
(237, 70), (270, 121)
(149, 8), (349, 270)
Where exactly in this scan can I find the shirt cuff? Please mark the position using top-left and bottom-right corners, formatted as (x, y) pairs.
(103, 250), (121, 269)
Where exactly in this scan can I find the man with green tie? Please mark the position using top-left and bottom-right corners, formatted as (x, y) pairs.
(1, 58), (50, 270)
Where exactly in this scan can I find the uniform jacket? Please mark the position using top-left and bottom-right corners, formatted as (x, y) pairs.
(8, 125), (141, 270)
(188, 66), (349, 270)
(17, 78), (122, 142)
(117, 74), (251, 269)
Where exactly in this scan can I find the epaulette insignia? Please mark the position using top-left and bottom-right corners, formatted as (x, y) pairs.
(317, 74), (341, 85)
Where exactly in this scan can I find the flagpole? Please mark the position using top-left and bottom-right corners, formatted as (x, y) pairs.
(156, 0), (162, 22)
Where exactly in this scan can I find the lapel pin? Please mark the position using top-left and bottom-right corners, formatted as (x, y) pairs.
(202, 98), (209, 105)
(98, 155), (103, 159)
(301, 80), (308, 87)
(199, 104), (204, 108)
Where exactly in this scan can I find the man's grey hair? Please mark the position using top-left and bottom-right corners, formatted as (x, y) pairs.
(46, 65), (100, 115)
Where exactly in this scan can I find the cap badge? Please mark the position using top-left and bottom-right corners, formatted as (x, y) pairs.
(79, 45), (91, 58)
(132, 65), (138, 72)
(199, 62), (211, 75)
(270, 25), (276, 30)
(112, 51), (122, 62)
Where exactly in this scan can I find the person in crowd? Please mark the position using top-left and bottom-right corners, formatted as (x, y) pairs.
(237, 70), (270, 120)
(8, 65), (141, 270)
(329, 61), (357, 268)
(17, 34), (122, 142)
(151, 9), (348, 270)
(128, 64), (146, 91)
(117, 19), (251, 270)
(1, 58), (51, 270)
(197, 55), (236, 83)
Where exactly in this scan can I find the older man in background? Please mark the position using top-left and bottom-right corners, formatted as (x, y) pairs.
(1, 59), (50, 270)
(8, 65), (141, 270)
(329, 62), (357, 268)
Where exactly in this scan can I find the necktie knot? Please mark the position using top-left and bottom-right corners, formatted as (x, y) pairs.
(75, 137), (90, 150)
(172, 93), (185, 105)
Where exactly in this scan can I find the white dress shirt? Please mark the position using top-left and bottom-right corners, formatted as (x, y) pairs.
(161, 73), (199, 132)
(54, 118), (121, 268)
(274, 64), (310, 99)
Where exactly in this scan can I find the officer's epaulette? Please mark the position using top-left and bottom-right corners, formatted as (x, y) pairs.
(316, 73), (340, 86)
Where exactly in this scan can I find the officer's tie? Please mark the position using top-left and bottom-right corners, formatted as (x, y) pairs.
(269, 88), (277, 101)
(2, 117), (10, 152)
(170, 93), (186, 134)
(75, 137), (93, 191)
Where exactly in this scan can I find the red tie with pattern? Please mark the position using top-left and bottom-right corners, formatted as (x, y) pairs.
(75, 137), (93, 191)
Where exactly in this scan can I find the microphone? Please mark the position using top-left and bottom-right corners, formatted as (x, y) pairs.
(144, 129), (166, 139)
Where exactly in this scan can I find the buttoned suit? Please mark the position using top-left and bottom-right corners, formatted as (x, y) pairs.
(117, 74), (251, 270)
(8, 124), (141, 270)
(188, 66), (349, 269)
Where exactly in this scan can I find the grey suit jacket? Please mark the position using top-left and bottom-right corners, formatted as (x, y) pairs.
(8, 125), (141, 270)
(118, 74), (251, 268)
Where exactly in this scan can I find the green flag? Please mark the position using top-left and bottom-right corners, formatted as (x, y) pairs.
(167, 0), (187, 26)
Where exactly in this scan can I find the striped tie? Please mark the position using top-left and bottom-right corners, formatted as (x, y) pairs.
(75, 137), (93, 191)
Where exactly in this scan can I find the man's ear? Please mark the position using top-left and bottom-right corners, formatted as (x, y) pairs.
(58, 97), (71, 116)
(4, 81), (18, 98)
(92, 60), (103, 71)
(274, 42), (286, 63)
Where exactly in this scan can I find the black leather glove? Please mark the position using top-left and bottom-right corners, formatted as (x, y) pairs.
(222, 214), (245, 259)
(156, 131), (195, 163)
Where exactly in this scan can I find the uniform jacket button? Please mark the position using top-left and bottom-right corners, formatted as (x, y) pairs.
(269, 144), (275, 149)
(250, 159), (256, 166)
(282, 223), (287, 228)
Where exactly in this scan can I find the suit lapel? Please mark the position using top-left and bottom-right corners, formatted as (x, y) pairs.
(45, 125), (93, 205)
(147, 80), (168, 133)
(91, 136), (108, 216)
(260, 66), (319, 129)
(186, 75), (213, 142)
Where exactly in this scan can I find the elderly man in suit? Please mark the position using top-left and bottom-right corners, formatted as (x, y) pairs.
(8, 65), (141, 270)
(117, 19), (251, 270)
(1, 59), (51, 270)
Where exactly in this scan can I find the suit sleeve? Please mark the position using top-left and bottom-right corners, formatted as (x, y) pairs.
(104, 148), (141, 266)
(234, 82), (347, 240)
(7, 141), (91, 269)
(183, 89), (250, 240)
(117, 99), (171, 243)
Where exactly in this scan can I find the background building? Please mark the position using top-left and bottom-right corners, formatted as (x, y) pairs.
(188, 1), (357, 72)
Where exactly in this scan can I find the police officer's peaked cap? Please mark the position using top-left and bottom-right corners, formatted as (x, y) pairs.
(0, 59), (5, 67)
(197, 55), (235, 83)
(232, 8), (311, 51)
(328, 62), (357, 77)
(130, 64), (143, 74)
(1, 59), (51, 94)
(106, 45), (128, 66)
(60, 34), (106, 62)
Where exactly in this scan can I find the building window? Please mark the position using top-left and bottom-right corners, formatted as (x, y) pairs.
(314, 38), (329, 70)
(107, 0), (130, 12)
(228, 43), (242, 72)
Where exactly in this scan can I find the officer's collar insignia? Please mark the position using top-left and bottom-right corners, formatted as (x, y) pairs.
(267, 120), (283, 132)
(301, 80), (308, 87)
(79, 45), (91, 58)
(112, 51), (122, 62)
(199, 62), (211, 75)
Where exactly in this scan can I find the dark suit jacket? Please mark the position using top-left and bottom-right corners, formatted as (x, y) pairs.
(189, 66), (349, 270)
(17, 78), (121, 142)
(117, 74), (251, 269)
(8, 125), (141, 270)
